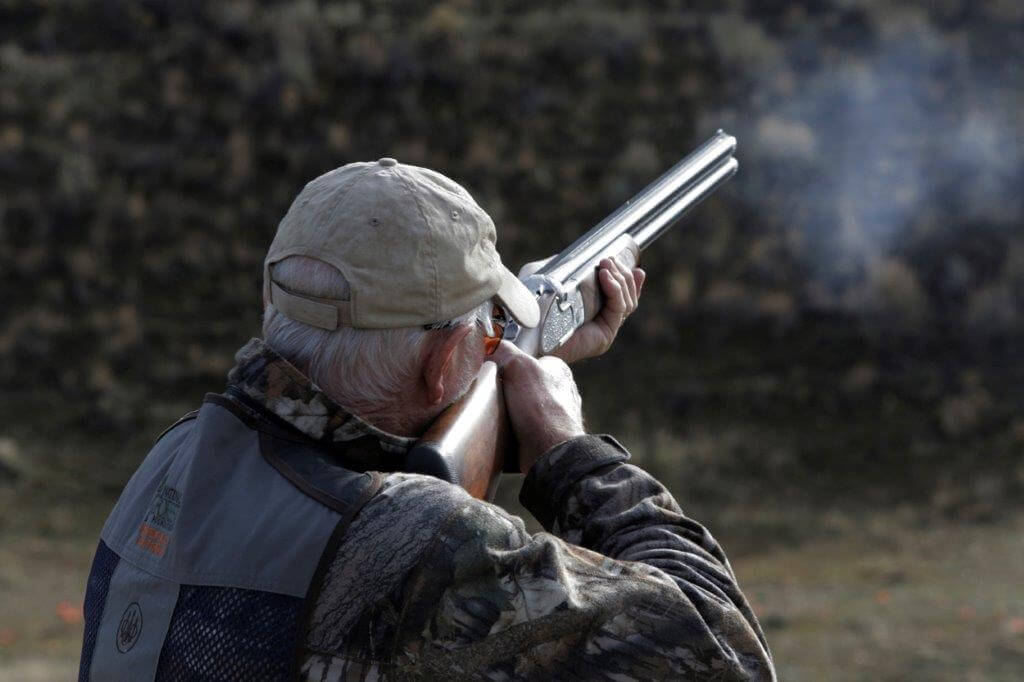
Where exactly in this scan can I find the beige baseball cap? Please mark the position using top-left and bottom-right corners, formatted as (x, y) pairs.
(263, 157), (540, 330)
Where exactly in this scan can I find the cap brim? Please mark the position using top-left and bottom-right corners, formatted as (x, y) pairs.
(494, 267), (540, 328)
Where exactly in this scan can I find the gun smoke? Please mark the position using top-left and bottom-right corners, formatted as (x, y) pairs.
(713, 3), (1023, 333)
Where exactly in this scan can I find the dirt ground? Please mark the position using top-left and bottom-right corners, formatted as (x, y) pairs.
(739, 512), (1024, 681)
(1, 472), (1023, 681)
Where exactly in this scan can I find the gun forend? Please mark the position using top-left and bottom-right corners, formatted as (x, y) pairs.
(508, 130), (739, 356)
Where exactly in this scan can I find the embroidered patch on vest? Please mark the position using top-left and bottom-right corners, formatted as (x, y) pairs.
(136, 524), (169, 557)
(116, 602), (142, 653)
(136, 477), (182, 557)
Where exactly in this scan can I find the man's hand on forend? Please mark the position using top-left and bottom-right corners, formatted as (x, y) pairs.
(549, 257), (645, 364)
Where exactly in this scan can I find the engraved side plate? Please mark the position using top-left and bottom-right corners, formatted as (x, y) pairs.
(541, 289), (585, 354)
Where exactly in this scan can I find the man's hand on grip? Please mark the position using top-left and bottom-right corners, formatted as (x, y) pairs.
(491, 342), (585, 474)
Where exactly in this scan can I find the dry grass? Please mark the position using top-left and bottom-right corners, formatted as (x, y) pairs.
(734, 514), (1024, 681)
(3, 468), (1022, 680)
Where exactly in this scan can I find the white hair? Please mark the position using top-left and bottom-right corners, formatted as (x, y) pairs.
(262, 256), (480, 421)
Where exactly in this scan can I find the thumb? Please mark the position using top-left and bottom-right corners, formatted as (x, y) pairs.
(489, 339), (532, 371)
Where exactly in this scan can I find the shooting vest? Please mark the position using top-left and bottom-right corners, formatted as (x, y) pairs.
(78, 392), (383, 681)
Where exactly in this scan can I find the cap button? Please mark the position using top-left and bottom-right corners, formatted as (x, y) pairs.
(377, 157), (397, 167)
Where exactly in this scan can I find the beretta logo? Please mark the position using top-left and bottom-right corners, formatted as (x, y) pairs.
(116, 602), (142, 653)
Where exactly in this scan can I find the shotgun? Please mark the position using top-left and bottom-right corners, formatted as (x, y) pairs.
(406, 131), (739, 500)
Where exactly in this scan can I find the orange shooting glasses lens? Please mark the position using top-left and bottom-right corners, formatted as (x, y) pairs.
(481, 305), (506, 356)
(483, 335), (501, 356)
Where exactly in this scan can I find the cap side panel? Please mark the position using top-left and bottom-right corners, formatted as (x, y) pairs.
(393, 168), (441, 322)
(284, 167), (379, 324)
(317, 166), (378, 244)
(404, 165), (479, 206)
(263, 165), (376, 314)
(327, 170), (437, 327)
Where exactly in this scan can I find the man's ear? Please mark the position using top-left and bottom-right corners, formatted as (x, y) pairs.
(422, 325), (473, 405)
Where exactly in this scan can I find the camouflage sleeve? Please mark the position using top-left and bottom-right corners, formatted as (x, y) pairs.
(392, 435), (775, 680)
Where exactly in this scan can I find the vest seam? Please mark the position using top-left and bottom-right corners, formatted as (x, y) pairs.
(97, 548), (315, 597)
(259, 430), (357, 515)
(209, 392), (380, 515)
(204, 392), (267, 432)
(294, 471), (384, 677)
(153, 409), (200, 445)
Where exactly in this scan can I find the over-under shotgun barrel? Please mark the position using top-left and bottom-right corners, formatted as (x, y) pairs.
(408, 132), (739, 500)
(540, 130), (737, 284)
(630, 142), (738, 248)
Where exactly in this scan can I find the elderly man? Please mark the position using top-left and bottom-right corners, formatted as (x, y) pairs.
(79, 158), (774, 680)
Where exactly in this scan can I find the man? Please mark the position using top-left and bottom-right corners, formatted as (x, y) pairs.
(79, 158), (774, 680)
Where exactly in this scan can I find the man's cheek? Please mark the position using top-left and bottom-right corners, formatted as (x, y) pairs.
(453, 353), (484, 402)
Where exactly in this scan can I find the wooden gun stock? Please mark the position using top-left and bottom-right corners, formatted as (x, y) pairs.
(404, 361), (510, 500)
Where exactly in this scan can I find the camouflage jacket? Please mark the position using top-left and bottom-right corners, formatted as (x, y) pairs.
(228, 339), (775, 680)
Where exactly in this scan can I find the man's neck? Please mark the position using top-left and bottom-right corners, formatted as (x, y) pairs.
(228, 338), (418, 454)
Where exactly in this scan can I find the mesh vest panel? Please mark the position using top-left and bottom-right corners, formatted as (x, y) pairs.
(154, 584), (304, 681)
(79, 540), (121, 682)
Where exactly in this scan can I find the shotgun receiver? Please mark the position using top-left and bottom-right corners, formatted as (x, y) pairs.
(406, 131), (739, 500)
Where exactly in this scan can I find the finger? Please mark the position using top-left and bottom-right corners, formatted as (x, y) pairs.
(538, 355), (577, 393)
(537, 354), (570, 373)
(609, 260), (635, 312)
(490, 339), (533, 371)
(599, 267), (627, 314)
(610, 254), (634, 307)
(598, 260), (625, 307)
(613, 256), (638, 309)
(634, 268), (646, 297)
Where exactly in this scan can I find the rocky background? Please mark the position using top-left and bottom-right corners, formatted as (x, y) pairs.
(0, 1), (1023, 677)
(3, 0), (1021, 511)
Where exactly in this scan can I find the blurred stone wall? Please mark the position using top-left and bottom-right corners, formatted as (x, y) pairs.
(1, 0), (1021, 510)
